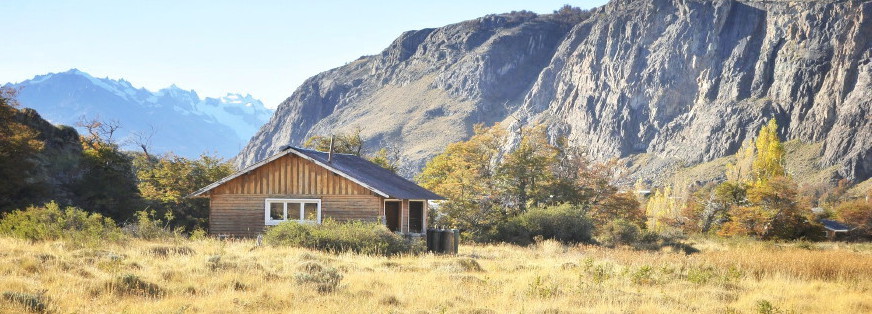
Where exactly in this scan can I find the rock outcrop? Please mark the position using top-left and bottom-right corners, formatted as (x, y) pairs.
(240, 0), (872, 182)
(237, 12), (581, 175)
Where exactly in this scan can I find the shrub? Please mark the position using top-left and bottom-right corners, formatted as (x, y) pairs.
(437, 258), (484, 272)
(2, 291), (48, 313)
(264, 219), (413, 255)
(491, 204), (594, 245)
(0, 201), (124, 246)
(294, 261), (342, 293)
(105, 274), (164, 298)
(148, 246), (195, 257)
(122, 210), (181, 240)
(598, 219), (641, 247)
(189, 227), (207, 240)
(631, 265), (656, 285)
(527, 275), (560, 298)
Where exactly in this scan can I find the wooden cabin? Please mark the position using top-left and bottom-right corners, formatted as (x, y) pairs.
(820, 219), (854, 240)
(190, 146), (444, 237)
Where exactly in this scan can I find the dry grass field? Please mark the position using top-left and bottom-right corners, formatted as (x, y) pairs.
(1, 236), (871, 313)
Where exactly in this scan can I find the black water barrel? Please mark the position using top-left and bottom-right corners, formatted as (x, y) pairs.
(429, 229), (443, 253)
(440, 229), (455, 254)
(452, 229), (460, 254)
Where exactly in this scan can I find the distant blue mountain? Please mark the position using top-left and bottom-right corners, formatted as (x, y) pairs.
(5, 69), (273, 159)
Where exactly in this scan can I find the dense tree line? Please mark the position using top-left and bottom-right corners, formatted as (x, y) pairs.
(419, 120), (871, 243)
(416, 124), (641, 242)
(655, 119), (872, 240)
(0, 88), (233, 231)
(3, 86), (869, 241)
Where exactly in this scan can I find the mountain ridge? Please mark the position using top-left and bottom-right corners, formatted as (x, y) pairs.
(239, 0), (871, 183)
(6, 69), (273, 158)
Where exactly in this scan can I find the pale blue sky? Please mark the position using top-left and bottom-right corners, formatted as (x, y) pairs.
(2, 1), (607, 108)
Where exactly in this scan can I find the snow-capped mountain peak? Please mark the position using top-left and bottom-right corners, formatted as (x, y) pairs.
(5, 69), (274, 158)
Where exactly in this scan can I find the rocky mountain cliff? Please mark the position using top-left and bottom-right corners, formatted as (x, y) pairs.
(239, 0), (872, 182)
(7, 69), (273, 158)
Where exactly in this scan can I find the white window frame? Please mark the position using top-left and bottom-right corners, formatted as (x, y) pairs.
(264, 198), (321, 226)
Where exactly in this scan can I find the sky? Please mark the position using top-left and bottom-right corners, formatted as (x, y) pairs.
(1, 0), (608, 109)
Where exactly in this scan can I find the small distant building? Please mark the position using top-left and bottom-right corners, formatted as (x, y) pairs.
(820, 219), (854, 240)
(190, 146), (444, 237)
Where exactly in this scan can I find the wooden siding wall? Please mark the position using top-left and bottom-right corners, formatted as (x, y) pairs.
(210, 194), (382, 236)
(207, 154), (390, 236)
(212, 154), (372, 196)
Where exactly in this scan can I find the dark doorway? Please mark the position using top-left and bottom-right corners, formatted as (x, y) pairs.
(385, 201), (401, 232)
(409, 201), (424, 233)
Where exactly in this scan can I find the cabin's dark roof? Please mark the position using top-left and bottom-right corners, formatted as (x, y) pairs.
(820, 219), (853, 232)
(291, 147), (444, 200)
(190, 146), (444, 200)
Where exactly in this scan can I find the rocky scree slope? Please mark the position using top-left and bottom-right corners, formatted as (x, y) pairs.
(241, 0), (872, 182)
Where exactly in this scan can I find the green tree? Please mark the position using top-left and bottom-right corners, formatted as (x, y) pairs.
(367, 147), (400, 173)
(419, 123), (640, 241)
(135, 153), (234, 230)
(303, 129), (364, 156)
(495, 125), (558, 214)
(417, 124), (505, 237)
(0, 88), (45, 213)
(549, 144), (642, 227)
(71, 118), (141, 222)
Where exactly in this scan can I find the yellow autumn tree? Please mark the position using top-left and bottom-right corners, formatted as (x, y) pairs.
(751, 119), (786, 184)
(718, 119), (815, 239)
(726, 139), (755, 183)
(645, 186), (682, 232)
(416, 124), (506, 234)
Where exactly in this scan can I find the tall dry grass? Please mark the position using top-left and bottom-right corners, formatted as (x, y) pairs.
(0, 236), (870, 313)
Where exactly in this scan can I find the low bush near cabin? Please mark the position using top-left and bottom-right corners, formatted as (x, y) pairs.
(0, 201), (124, 246)
(490, 204), (594, 245)
(122, 210), (181, 240)
(264, 219), (415, 255)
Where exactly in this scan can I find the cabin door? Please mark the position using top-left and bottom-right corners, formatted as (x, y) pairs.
(384, 201), (401, 232)
(409, 201), (424, 233)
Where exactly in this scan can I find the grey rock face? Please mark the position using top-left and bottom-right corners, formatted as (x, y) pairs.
(236, 12), (578, 175)
(240, 0), (872, 182)
(523, 0), (871, 181)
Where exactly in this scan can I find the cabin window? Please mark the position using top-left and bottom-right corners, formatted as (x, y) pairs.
(264, 198), (321, 225)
